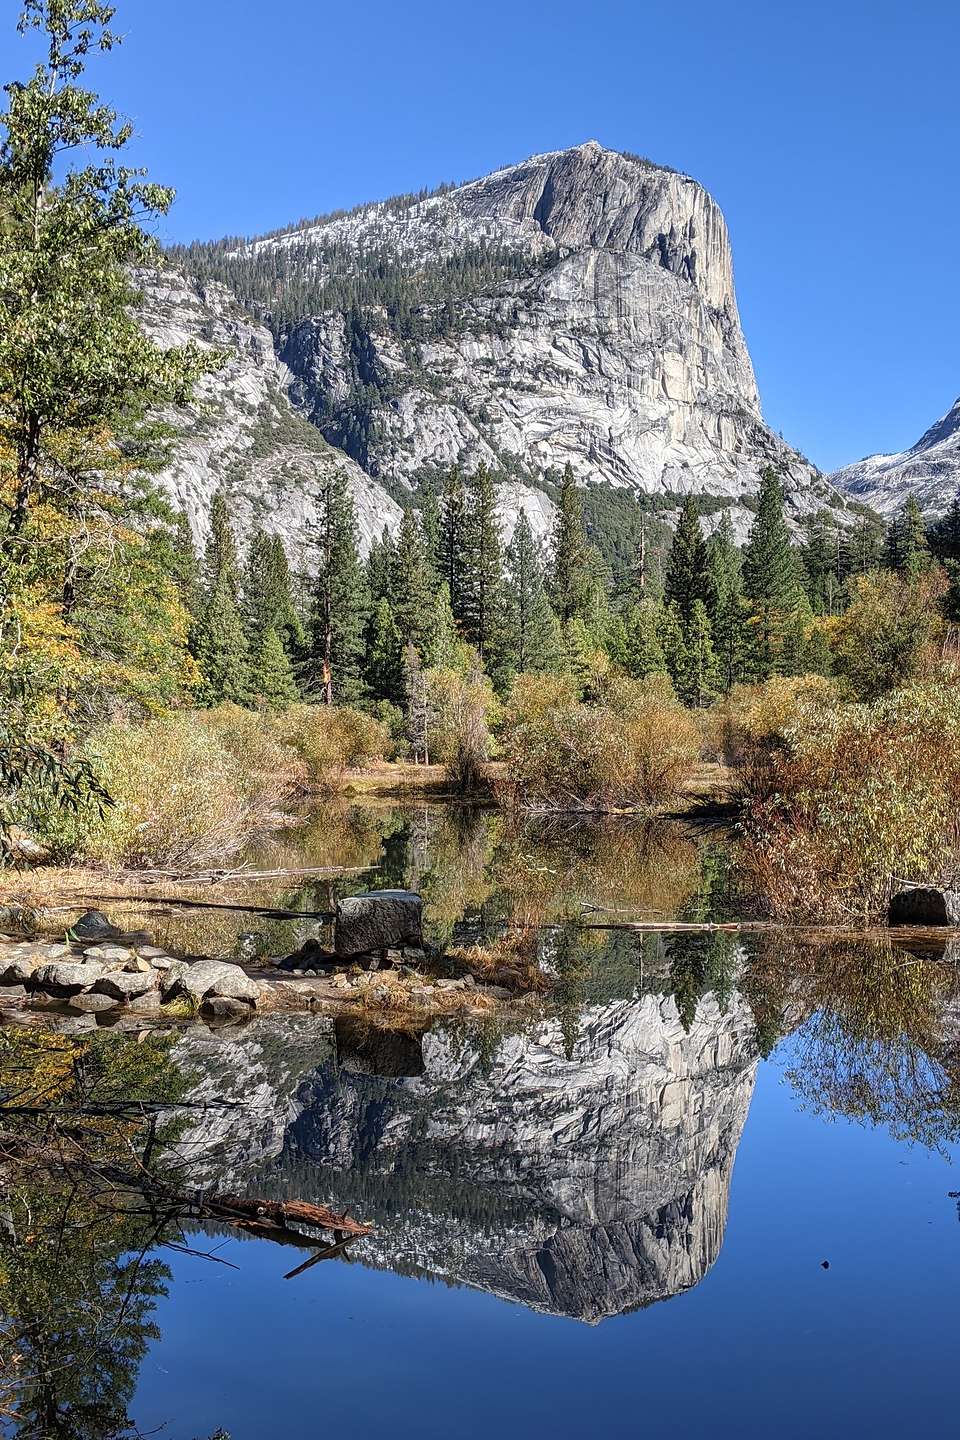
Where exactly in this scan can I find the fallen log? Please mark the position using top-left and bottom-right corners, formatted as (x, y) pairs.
(202, 1193), (371, 1239)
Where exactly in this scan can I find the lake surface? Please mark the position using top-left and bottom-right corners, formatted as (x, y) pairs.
(4, 804), (960, 1438)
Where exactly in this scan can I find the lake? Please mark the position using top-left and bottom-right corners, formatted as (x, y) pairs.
(3, 803), (960, 1439)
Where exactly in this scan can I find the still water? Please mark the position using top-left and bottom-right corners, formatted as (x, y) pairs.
(4, 804), (960, 1438)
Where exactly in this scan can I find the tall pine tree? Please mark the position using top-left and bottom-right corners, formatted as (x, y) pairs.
(459, 464), (506, 667)
(504, 513), (562, 673)
(665, 496), (709, 625)
(549, 463), (592, 622)
(194, 490), (250, 705)
(742, 468), (800, 679)
(307, 471), (368, 704)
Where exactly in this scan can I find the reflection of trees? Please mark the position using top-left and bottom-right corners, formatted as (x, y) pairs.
(0, 1030), (187, 1437)
(749, 937), (960, 1151)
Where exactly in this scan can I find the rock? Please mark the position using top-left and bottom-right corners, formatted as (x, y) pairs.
(34, 961), (103, 995)
(124, 955), (154, 974)
(69, 993), (120, 1014)
(0, 957), (39, 985)
(135, 268), (401, 561)
(69, 910), (122, 943)
(128, 990), (163, 1013)
(277, 937), (330, 972)
(889, 887), (960, 926)
(335, 890), (424, 959)
(485, 985), (513, 1000)
(201, 995), (253, 1022)
(436, 978), (465, 991)
(136, 946), (167, 959)
(461, 973), (476, 988)
(149, 956), (174, 971)
(93, 970), (158, 1000)
(168, 959), (263, 1005)
(0, 984), (27, 1002)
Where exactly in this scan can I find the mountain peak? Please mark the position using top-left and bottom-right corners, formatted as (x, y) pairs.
(831, 395), (960, 517)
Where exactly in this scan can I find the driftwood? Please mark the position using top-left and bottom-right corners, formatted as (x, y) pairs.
(72, 893), (337, 923)
(199, 1192), (371, 1240)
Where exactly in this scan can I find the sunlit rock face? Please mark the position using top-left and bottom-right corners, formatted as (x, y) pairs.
(136, 270), (401, 557)
(830, 395), (960, 518)
(262, 143), (847, 538)
(175, 989), (759, 1323)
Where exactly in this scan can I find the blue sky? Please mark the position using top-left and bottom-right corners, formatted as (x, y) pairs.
(4, 0), (957, 472)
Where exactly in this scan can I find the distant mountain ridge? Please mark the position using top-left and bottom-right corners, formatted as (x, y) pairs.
(829, 395), (960, 517)
(168, 141), (854, 547)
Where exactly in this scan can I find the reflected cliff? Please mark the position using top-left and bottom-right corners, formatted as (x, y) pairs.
(174, 961), (759, 1322)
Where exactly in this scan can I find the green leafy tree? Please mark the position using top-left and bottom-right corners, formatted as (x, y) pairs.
(0, 0), (206, 551)
(549, 463), (592, 621)
(306, 470), (368, 703)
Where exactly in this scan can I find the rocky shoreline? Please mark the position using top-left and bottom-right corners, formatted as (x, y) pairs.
(0, 911), (520, 1034)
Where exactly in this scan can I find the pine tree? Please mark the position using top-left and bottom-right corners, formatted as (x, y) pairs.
(657, 602), (689, 691)
(459, 465), (506, 666)
(419, 478), (442, 578)
(503, 513), (560, 673)
(194, 490), (250, 704)
(929, 491), (960, 564)
(404, 644), (431, 763)
(250, 626), (298, 709)
(439, 467), (468, 621)
(742, 468), (800, 679)
(171, 511), (201, 620)
(424, 583), (462, 670)
(623, 602), (667, 679)
(306, 470), (368, 704)
(713, 591), (750, 692)
(364, 598), (405, 707)
(884, 496), (929, 576)
(677, 600), (718, 707)
(549, 463), (592, 621)
(665, 496), (709, 625)
(390, 509), (435, 654)
(704, 510), (742, 623)
(367, 526), (395, 605)
(243, 529), (303, 663)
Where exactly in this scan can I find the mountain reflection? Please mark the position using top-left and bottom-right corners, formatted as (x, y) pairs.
(175, 972), (760, 1323)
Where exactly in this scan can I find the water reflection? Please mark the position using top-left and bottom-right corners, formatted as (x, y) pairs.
(98, 803), (739, 966)
(8, 817), (960, 1429)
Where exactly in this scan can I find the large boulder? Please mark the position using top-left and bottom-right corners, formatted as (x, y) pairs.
(335, 890), (424, 958)
(889, 887), (960, 926)
(167, 959), (263, 1005)
(93, 970), (158, 1001)
(34, 961), (103, 995)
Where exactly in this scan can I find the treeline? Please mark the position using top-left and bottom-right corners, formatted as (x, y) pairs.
(178, 463), (960, 734)
(169, 232), (554, 342)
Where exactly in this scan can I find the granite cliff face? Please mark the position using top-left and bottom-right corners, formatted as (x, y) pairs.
(137, 270), (401, 554)
(170, 141), (853, 547)
(236, 142), (847, 538)
(174, 988), (759, 1322)
(830, 395), (960, 517)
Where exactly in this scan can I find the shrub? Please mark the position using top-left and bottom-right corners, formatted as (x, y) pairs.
(499, 675), (701, 812)
(53, 715), (258, 868)
(741, 683), (960, 921)
(198, 704), (305, 807)
(724, 674), (837, 762)
(424, 666), (499, 792)
(833, 569), (947, 699)
(277, 704), (390, 790)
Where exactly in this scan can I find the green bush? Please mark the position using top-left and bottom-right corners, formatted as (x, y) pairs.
(277, 704), (390, 790)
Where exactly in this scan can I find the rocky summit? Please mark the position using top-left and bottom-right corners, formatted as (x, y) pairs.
(163, 141), (853, 551)
(830, 394), (960, 518)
